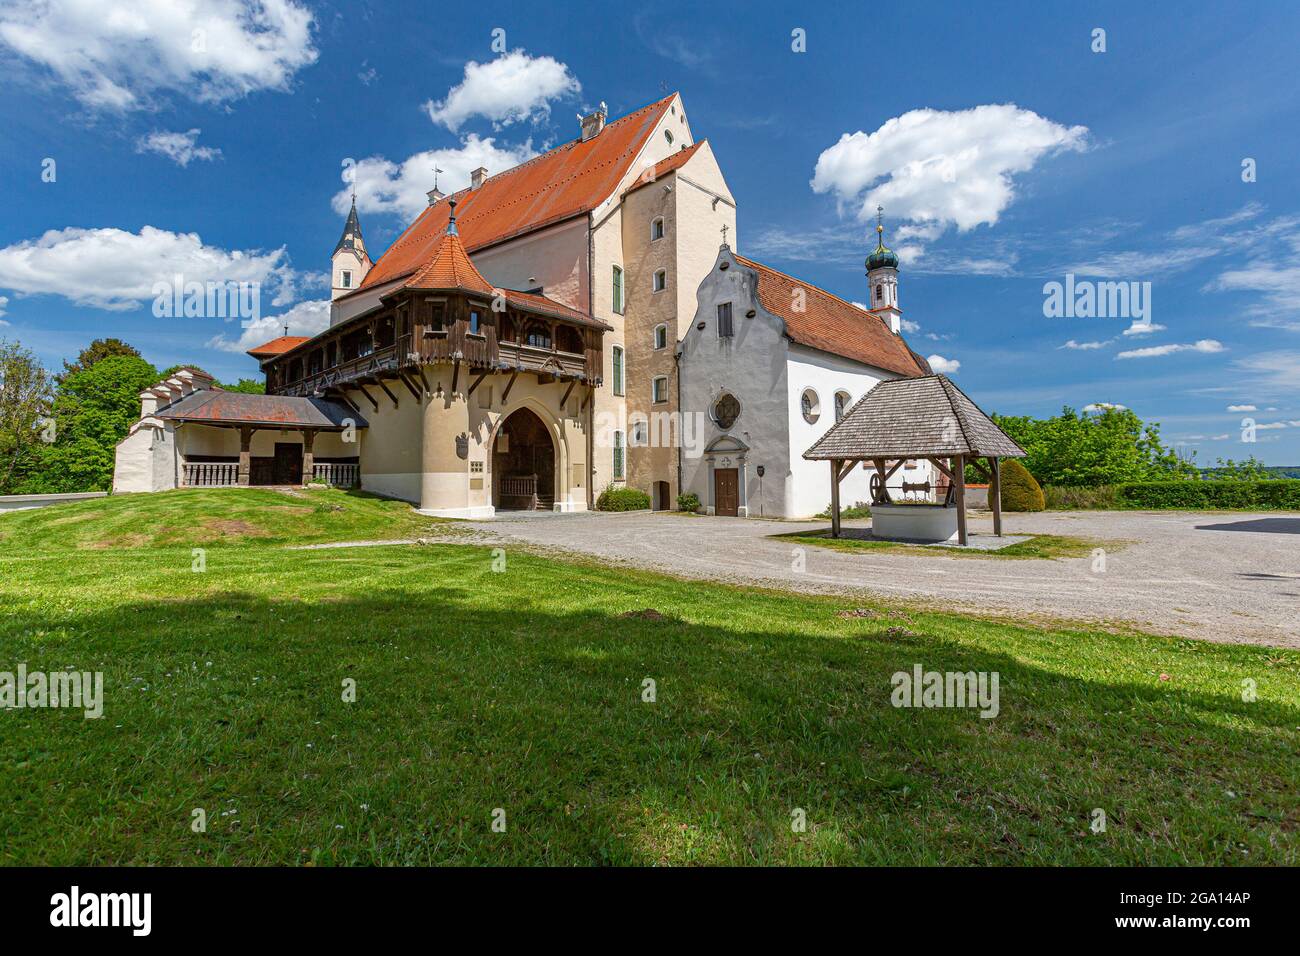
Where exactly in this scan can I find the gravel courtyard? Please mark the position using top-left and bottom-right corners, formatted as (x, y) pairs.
(459, 509), (1300, 648)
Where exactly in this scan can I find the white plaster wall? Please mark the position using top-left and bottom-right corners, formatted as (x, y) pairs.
(785, 343), (932, 518)
(470, 216), (588, 311)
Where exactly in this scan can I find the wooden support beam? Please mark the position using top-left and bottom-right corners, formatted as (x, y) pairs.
(467, 370), (490, 397)
(990, 457), (1003, 537)
(927, 456), (955, 481)
(418, 365), (431, 394)
(501, 370), (519, 405)
(376, 378), (399, 408)
(872, 458), (892, 503)
(354, 384), (379, 412)
(882, 458), (906, 482)
(837, 459), (858, 482)
(560, 379), (576, 407)
(954, 454), (967, 546)
(830, 459), (842, 538)
(397, 371), (422, 401)
(450, 361), (460, 396)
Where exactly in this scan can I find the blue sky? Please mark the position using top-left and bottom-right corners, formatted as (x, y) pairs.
(2, 0), (1299, 464)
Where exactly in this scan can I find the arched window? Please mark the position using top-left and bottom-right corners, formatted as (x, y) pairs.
(834, 390), (851, 422)
(652, 376), (669, 404)
(801, 388), (820, 424)
(651, 217), (665, 241)
(875, 284), (883, 302)
(653, 324), (668, 350)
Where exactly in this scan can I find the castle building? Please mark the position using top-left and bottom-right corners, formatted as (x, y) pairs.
(114, 93), (931, 518)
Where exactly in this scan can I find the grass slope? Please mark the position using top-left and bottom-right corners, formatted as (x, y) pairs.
(1, 490), (1296, 865)
(774, 529), (1111, 560)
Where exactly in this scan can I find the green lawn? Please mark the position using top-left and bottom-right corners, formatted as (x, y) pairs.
(1, 489), (1296, 865)
(774, 529), (1115, 560)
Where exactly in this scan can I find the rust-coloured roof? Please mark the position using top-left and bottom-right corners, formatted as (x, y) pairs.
(247, 336), (312, 358)
(157, 390), (367, 429)
(624, 140), (705, 195)
(405, 214), (496, 295)
(732, 253), (928, 378)
(356, 94), (677, 292)
(502, 289), (611, 330)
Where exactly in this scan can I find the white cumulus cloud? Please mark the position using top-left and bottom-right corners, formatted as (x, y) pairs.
(1083, 402), (1128, 412)
(1060, 339), (1111, 350)
(0, 0), (317, 110)
(1121, 322), (1166, 336)
(811, 104), (1087, 257)
(927, 354), (960, 374)
(0, 226), (296, 311)
(1115, 339), (1225, 360)
(207, 298), (329, 353)
(424, 50), (580, 132)
(337, 135), (538, 222)
(1226, 404), (1256, 412)
(136, 129), (221, 166)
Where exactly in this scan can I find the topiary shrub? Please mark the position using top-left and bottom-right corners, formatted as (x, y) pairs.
(596, 486), (651, 512)
(999, 459), (1045, 511)
(676, 492), (701, 513)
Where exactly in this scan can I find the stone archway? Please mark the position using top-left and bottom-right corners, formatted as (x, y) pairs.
(493, 407), (556, 510)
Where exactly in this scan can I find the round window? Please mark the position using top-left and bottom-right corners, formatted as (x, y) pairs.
(801, 388), (821, 424)
(713, 393), (741, 430)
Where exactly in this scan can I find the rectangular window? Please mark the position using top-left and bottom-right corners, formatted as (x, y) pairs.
(612, 265), (624, 314)
(612, 345), (624, 396)
(717, 302), (734, 338)
(428, 302), (446, 333)
(652, 376), (668, 404)
(341, 270), (352, 288)
(468, 310), (481, 334)
(651, 218), (664, 241)
(653, 270), (666, 293)
(613, 431), (625, 480)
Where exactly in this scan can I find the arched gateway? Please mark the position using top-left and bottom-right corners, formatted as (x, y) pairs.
(494, 408), (556, 511)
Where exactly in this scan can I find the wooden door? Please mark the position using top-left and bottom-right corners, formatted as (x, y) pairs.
(714, 468), (739, 517)
(273, 442), (303, 485)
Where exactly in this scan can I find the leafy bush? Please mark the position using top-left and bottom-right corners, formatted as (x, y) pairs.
(1000, 459), (1045, 511)
(676, 492), (701, 513)
(816, 502), (872, 519)
(1043, 485), (1118, 510)
(596, 486), (650, 512)
(992, 406), (1197, 486)
(1115, 480), (1300, 510)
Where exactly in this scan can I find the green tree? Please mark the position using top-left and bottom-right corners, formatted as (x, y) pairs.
(25, 355), (158, 492)
(0, 340), (55, 493)
(217, 378), (265, 394)
(1206, 456), (1274, 480)
(58, 338), (142, 383)
(992, 406), (1198, 487)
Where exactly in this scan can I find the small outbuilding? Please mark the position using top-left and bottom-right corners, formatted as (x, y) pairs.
(802, 374), (1026, 545)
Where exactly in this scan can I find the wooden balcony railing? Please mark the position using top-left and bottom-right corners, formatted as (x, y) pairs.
(312, 462), (359, 487)
(279, 335), (412, 397)
(183, 462), (238, 487)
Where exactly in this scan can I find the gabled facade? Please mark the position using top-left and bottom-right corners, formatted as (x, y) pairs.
(678, 241), (932, 518)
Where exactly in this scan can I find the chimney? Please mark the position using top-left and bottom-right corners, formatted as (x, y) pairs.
(426, 186), (445, 206)
(579, 102), (608, 142)
(470, 167), (488, 190)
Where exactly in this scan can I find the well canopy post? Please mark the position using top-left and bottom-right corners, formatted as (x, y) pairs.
(830, 459), (842, 538)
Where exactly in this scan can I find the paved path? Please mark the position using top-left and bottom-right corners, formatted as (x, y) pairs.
(455, 510), (1300, 648)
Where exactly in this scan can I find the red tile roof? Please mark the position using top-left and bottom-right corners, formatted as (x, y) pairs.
(355, 94), (678, 293)
(405, 216), (495, 295)
(246, 336), (312, 358)
(732, 254), (928, 378)
(502, 289), (610, 330)
(623, 140), (705, 195)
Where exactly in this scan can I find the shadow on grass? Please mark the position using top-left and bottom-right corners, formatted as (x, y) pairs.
(2, 565), (1296, 866)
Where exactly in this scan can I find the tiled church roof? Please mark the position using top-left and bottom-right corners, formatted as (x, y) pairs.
(731, 254), (929, 378)
(247, 336), (312, 359)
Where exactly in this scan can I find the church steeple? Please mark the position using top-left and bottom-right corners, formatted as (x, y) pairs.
(331, 196), (372, 300)
(866, 206), (901, 334)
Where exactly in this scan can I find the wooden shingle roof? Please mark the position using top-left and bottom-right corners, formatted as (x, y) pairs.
(803, 374), (1025, 460)
(157, 391), (368, 430)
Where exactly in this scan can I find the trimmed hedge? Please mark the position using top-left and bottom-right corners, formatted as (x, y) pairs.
(1000, 459), (1045, 512)
(596, 487), (651, 512)
(1044, 485), (1119, 510)
(1115, 480), (1300, 510)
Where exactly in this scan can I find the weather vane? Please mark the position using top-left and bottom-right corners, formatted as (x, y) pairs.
(432, 165), (443, 191)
